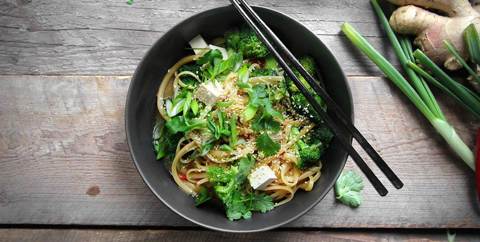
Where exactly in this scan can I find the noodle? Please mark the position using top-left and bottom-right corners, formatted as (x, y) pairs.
(154, 43), (330, 218)
(171, 141), (198, 195)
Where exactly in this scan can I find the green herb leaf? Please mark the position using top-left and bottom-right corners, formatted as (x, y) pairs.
(256, 133), (280, 157)
(238, 64), (250, 83)
(194, 186), (212, 206)
(220, 144), (234, 152)
(236, 81), (251, 89)
(249, 193), (274, 213)
(152, 119), (182, 160)
(225, 190), (252, 220)
(251, 113), (280, 132)
(335, 170), (364, 208)
(243, 84), (283, 128)
(183, 92), (192, 117)
(126, 0), (134, 5)
(215, 100), (233, 108)
(236, 155), (255, 182)
(202, 50), (243, 80)
(197, 49), (222, 65)
(207, 111), (231, 140)
(166, 116), (205, 134)
(242, 104), (258, 122)
(190, 99), (199, 115)
(206, 155), (271, 221)
(200, 139), (215, 156)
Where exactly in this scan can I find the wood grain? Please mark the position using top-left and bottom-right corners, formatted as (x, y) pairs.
(1, 228), (479, 242)
(0, 0), (398, 76)
(0, 75), (478, 228)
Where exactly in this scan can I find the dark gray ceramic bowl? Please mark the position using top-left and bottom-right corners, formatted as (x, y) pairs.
(125, 5), (353, 233)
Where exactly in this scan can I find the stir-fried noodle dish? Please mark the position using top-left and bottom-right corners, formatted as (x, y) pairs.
(153, 27), (333, 220)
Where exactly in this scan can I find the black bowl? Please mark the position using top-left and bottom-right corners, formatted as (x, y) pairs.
(125, 5), (353, 232)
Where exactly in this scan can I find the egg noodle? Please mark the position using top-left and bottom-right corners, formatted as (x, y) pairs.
(156, 54), (322, 207)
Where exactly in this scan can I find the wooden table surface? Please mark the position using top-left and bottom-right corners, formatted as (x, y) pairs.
(1, 0), (480, 241)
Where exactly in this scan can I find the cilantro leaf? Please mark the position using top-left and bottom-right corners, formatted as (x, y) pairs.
(256, 133), (280, 157)
(206, 155), (268, 221)
(335, 170), (364, 208)
(251, 101), (281, 132)
(225, 190), (252, 220)
(242, 84), (283, 127)
(248, 85), (268, 106)
(249, 193), (274, 213)
(236, 155), (255, 182)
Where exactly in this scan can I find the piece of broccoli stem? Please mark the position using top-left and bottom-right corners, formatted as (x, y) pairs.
(340, 0), (475, 170)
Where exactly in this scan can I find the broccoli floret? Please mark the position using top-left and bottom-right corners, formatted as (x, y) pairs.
(286, 56), (317, 93)
(294, 126), (332, 169)
(250, 56), (279, 77)
(250, 68), (277, 77)
(225, 30), (241, 51)
(225, 27), (269, 58)
(289, 92), (326, 122)
(299, 56), (316, 75)
(296, 140), (323, 169)
(285, 56), (327, 121)
(309, 125), (334, 144)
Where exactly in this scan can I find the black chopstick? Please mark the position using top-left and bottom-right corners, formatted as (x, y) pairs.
(230, 0), (403, 195)
(234, 0), (403, 191)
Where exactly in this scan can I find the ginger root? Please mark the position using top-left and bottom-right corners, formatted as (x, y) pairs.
(388, 0), (480, 70)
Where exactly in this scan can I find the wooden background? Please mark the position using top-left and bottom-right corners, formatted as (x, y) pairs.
(1, 0), (480, 240)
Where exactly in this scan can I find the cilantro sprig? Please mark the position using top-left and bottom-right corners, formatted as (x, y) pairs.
(256, 133), (280, 157)
(197, 49), (243, 80)
(335, 170), (364, 208)
(206, 155), (274, 220)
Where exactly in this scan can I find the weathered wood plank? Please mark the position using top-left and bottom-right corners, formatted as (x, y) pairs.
(0, 228), (478, 242)
(0, 0), (398, 76)
(0, 75), (478, 228)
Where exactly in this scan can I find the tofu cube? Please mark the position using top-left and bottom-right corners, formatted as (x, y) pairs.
(248, 166), (277, 190)
(189, 35), (208, 55)
(195, 82), (224, 106)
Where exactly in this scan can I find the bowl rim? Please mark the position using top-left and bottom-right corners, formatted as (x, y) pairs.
(125, 4), (354, 233)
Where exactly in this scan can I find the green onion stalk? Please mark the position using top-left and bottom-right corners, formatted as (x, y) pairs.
(464, 24), (480, 66)
(341, 1), (475, 170)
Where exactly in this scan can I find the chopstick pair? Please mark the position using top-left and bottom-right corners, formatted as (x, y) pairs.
(229, 0), (403, 196)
